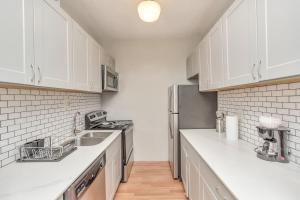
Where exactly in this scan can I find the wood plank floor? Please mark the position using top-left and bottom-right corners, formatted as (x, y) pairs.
(114, 162), (187, 200)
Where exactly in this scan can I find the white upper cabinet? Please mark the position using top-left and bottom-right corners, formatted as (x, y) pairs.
(100, 47), (115, 70)
(0, 0), (35, 85)
(186, 46), (200, 80)
(223, 0), (258, 87)
(258, 0), (300, 81)
(0, 0), (106, 93)
(193, 0), (300, 90)
(199, 37), (211, 91)
(209, 20), (225, 89)
(186, 55), (193, 79)
(88, 37), (102, 93)
(72, 21), (89, 91)
(34, 0), (72, 89)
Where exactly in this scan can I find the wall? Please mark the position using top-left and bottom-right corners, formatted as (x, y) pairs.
(0, 87), (101, 167)
(102, 39), (196, 161)
(218, 82), (300, 165)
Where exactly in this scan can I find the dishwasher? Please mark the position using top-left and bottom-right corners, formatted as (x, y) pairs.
(64, 152), (106, 200)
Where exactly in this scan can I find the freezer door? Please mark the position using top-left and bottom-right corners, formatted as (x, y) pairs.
(168, 85), (178, 113)
(168, 113), (179, 179)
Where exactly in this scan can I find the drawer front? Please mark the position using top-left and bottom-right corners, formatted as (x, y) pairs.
(200, 158), (236, 200)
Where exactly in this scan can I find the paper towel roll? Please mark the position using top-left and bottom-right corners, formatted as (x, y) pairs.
(226, 115), (239, 141)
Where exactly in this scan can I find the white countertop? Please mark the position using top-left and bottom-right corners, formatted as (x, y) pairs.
(180, 129), (300, 200)
(0, 130), (122, 200)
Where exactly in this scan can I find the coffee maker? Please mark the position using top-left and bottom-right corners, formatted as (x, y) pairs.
(255, 126), (290, 163)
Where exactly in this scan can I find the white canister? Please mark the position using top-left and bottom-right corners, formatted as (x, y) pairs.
(226, 115), (239, 141)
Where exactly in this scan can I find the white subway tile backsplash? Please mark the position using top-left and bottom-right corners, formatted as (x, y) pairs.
(0, 87), (101, 168)
(218, 82), (300, 165)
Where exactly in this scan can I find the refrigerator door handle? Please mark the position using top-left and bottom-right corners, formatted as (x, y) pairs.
(169, 114), (173, 139)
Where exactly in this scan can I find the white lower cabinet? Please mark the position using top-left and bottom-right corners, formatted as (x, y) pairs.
(180, 141), (189, 197)
(181, 135), (236, 200)
(106, 135), (122, 200)
(203, 182), (218, 200)
(188, 158), (203, 200)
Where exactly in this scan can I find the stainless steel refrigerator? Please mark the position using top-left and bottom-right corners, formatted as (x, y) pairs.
(168, 85), (217, 179)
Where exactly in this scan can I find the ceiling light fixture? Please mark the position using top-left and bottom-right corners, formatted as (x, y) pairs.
(137, 0), (161, 23)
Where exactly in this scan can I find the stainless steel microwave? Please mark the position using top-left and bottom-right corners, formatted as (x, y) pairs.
(102, 65), (119, 92)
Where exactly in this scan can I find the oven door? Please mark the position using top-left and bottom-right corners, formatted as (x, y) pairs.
(124, 126), (133, 162)
(122, 125), (134, 182)
(102, 65), (119, 92)
(122, 147), (134, 182)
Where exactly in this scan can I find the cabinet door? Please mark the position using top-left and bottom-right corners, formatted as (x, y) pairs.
(88, 36), (101, 92)
(113, 147), (122, 193)
(105, 158), (114, 200)
(100, 47), (109, 66)
(203, 182), (218, 200)
(199, 37), (211, 91)
(186, 55), (193, 79)
(106, 135), (121, 200)
(108, 56), (116, 70)
(192, 46), (200, 77)
(258, 0), (300, 80)
(188, 158), (203, 200)
(34, 0), (72, 89)
(223, 0), (258, 86)
(209, 21), (225, 89)
(0, 0), (34, 85)
(181, 142), (189, 197)
(72, 22), (89, 91)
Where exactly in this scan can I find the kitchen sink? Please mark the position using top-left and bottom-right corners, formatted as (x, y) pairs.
(81, 132), (113, 139)
(76, 137), (105, 146)
(75, 132), (113, 146)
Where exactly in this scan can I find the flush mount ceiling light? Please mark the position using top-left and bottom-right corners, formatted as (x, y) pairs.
(137, 0), (161, 23)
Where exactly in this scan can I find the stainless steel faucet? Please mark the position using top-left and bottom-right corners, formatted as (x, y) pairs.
(73, 112), (82, 135)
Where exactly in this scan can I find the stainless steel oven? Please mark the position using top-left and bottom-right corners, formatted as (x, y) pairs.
(102, 65), (119, 92)
(85, 110), (134, 183)
(122, 125), (134, 183)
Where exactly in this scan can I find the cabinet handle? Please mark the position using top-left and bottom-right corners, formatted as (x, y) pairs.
(251, 64), (256, 80)
(257, 60), (262, 79)
(30, 65), (35, 83)
(37, 66), (42, 84)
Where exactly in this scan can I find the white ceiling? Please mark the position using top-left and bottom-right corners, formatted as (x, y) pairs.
(61, 0), (234, 44)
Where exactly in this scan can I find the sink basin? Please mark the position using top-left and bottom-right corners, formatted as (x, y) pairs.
(81, 132), (113, 139)
(75, 132), (113, 146)
(76, 137), (105, 146)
